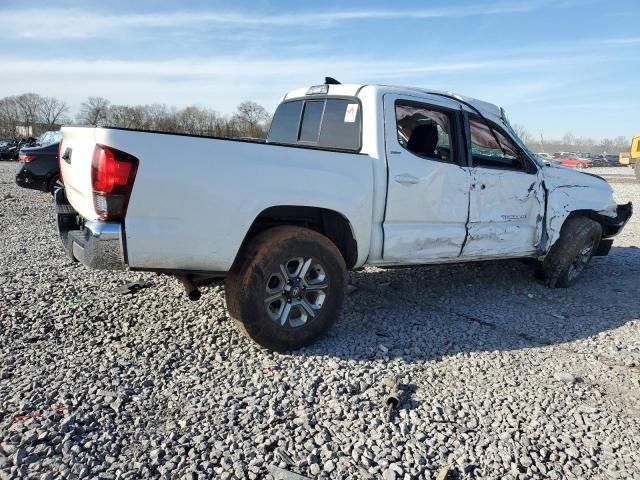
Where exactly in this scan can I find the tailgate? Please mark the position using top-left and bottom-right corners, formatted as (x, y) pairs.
(60, 127), (99, 221)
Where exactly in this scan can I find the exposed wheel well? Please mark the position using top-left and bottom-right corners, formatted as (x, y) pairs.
(238, 206), (358, 269)
(564, 210), (611, 236)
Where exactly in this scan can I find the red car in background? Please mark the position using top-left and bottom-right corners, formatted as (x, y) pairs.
(559, 154), (592, 169)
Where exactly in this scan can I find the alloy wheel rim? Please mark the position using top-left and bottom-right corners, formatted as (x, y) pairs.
(264, 257), (329, 328)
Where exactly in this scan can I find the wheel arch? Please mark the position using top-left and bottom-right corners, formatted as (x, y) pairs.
(561, 209), (613, 236)
(235, 205), (359, 270)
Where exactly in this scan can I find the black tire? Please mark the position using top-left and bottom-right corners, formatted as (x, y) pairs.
(225, 226), (347, 351)
(635, 161), (640, 183)
(542, 216), (602, 288)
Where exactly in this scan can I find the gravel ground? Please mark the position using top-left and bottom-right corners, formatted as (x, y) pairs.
(589, 167), (635, 176)
(1, 160), (639, 480)
(590, 167), (638, 185)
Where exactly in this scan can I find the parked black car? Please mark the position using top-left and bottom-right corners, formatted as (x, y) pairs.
(1, 137), (38, 160)
(15, 132), (61, 193)
(0, 139), (17, 160)
(591, 155), (609, 167)
(591, 154), (621, 167)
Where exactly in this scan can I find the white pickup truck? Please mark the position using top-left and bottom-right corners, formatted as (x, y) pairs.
(55, 80), (632, 351)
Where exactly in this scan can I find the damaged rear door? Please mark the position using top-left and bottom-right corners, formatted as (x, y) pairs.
(381, 94), (471, 262)
(461, 115), (543, 258)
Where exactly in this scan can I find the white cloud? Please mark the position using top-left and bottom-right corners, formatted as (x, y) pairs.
(601, 37), (640, 45)
(0, 50), (605, 116)
(0, 53), (598, 81)
(0, 1), (553, 39)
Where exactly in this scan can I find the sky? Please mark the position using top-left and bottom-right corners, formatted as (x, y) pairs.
(0, 0), (638, 139)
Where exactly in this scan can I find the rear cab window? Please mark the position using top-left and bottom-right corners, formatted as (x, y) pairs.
(395, 101), (456, 164)
(267, 97), (361, 152)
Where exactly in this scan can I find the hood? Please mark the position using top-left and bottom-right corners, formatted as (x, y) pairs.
(543, 163), (611, 193)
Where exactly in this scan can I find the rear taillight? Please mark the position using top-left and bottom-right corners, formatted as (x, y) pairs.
(19, 154), (37, 162)
(91, 144), (138, 221)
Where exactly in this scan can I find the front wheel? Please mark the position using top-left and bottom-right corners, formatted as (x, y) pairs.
(635, 161), (640, 182)
(225, 226), (346, 351)
(542, 217), (602, 288)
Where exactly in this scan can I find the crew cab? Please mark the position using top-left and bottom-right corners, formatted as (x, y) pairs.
(54, 80), (632, 351)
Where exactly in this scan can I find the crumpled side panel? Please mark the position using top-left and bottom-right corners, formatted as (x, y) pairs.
(545, 185), (618, 251)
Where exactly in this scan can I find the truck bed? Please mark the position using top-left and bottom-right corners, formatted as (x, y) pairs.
(59, 126), (374, 272)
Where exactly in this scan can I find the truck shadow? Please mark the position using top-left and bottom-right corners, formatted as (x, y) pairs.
(296, 246), (640, 361)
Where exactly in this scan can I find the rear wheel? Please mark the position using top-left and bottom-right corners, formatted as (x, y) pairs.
(225, 226), (346, 351)
(542, 216), (602, 288)
(635, 161), (640, 182)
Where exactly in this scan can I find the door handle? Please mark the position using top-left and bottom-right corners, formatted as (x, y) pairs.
(394, 174), (419, 185)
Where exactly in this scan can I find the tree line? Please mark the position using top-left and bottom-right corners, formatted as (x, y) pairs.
(76, 97), (271, 138)
(0, 92), (631, 152)
(0, 93), (69, 139)
(0, 93), (272, 140)
(513, 124), (630, 154)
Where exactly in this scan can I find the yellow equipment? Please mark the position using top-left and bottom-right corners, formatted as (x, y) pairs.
(630, 134), (640, 181)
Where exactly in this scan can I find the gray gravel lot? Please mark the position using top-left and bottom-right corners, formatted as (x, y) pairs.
(1, 161), (639, 479)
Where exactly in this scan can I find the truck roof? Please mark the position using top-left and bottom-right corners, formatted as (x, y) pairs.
(284, 83), (503, 121)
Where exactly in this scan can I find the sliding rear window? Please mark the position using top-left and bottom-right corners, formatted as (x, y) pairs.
(268, 98), (361, 152)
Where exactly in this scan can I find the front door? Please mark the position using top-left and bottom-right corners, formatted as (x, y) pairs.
(461, 115), (543, 258)
(382, 94), (471, 262)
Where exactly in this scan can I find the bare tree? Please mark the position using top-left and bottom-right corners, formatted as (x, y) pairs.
(177, 106), (205, 134)
(562, 132), (576, 147)
(613, 136), (629, 150)
(512, 124), (532, 143)
(600, 138), (615, 153)
(106, 104), (152, 130)
(234, 101), (271, 137)
(40, 97), (69, 128)
(147, 104), (179, 132)
(15, 93), (45, 135)
(78, 97), (111, 126)
(0, 96), (21, 138)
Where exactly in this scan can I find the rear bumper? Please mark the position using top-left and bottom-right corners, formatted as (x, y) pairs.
(54, 187), (127, 270)
(15, 164), (49, 192)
